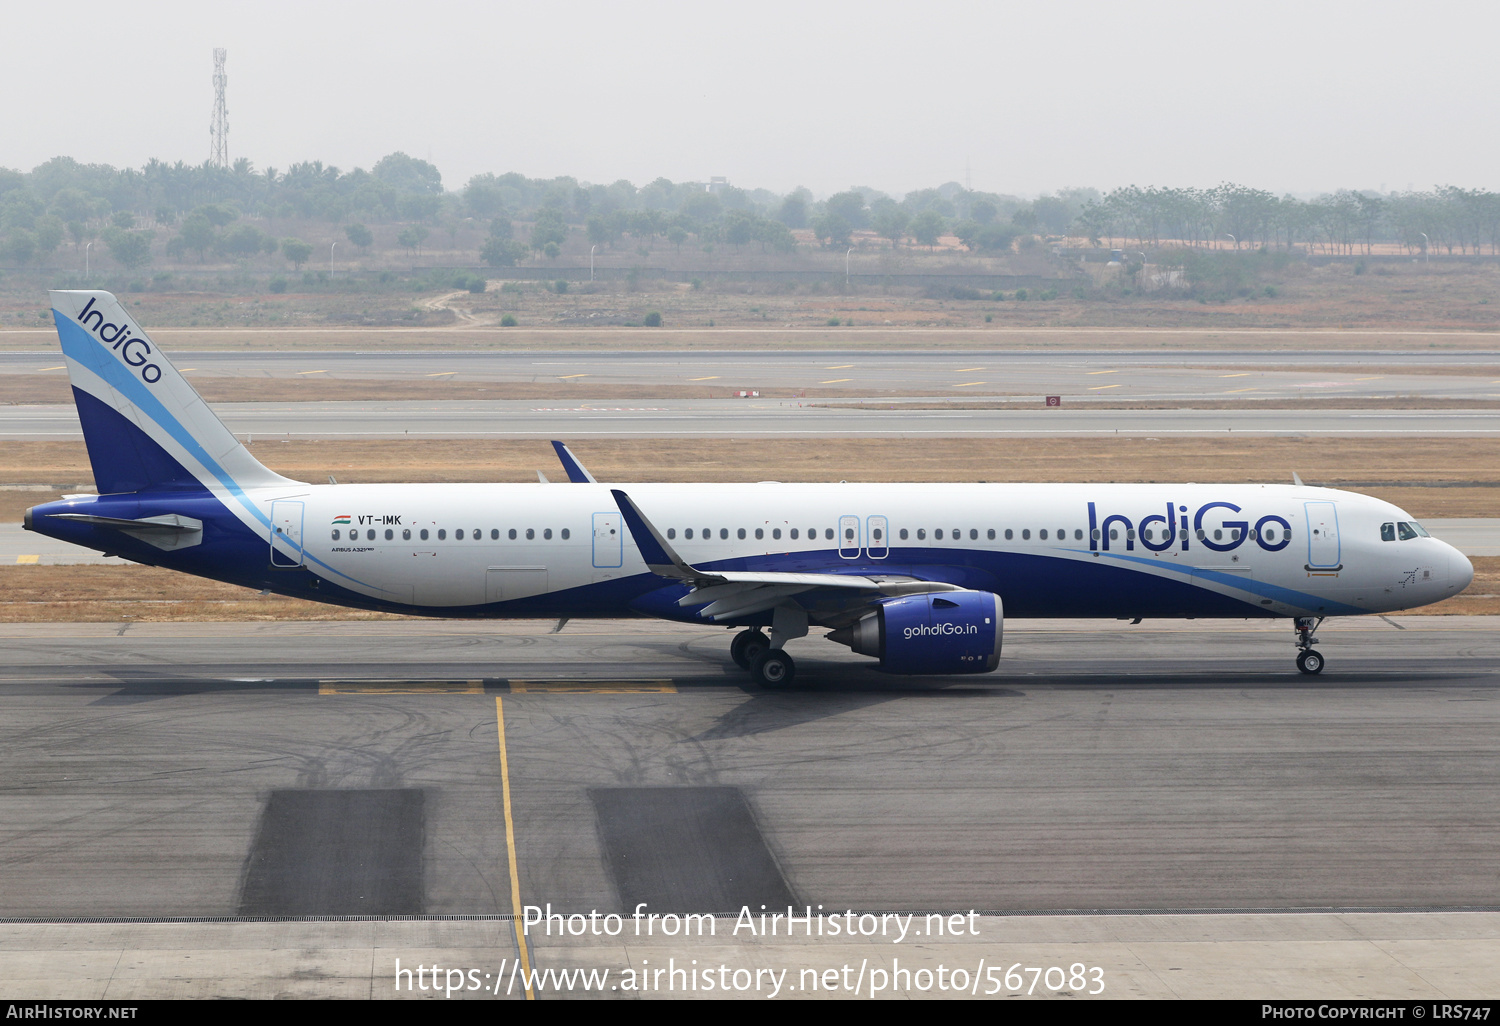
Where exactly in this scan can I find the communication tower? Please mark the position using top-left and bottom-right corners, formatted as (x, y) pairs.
(209, 48), (229, 169)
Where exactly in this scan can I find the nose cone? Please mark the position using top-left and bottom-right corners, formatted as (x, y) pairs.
(1452, 546), (1476, 594)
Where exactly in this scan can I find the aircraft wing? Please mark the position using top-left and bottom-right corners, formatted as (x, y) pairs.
(610, 488), (957, 620)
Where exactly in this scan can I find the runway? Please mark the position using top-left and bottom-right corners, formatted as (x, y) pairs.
(5, 618), (1500, 997)
(8, 347), (1500, 400)
(3, 616), (1499, 917)
(6, 398), (1500, 440)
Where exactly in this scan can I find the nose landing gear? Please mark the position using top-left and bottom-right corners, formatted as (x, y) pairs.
(1294, 616), (1325, 674)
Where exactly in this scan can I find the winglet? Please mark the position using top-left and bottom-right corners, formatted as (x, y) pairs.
(551, 441), (597, 483)
(610, 488), (699, 580)
(1292, 471), (1304, 486)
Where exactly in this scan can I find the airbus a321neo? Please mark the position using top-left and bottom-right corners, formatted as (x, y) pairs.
(23, 291), (1475, 685)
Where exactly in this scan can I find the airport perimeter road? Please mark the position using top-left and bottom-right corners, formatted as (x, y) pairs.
(5, 399), (1500, 440)
(3, 617), (1499, 919)
(8, 347), (1500, 401)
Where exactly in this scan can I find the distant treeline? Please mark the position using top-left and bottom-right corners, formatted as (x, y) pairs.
(0, 152), (1496, 271)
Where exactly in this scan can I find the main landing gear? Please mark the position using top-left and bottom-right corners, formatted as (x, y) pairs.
(1294, 616), (1325, 675)
(730, 628), (797, 688)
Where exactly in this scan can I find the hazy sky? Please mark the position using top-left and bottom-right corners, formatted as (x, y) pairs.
(5, 0), (1495, 199)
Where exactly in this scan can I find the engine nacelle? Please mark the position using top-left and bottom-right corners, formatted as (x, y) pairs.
(828, 590), (1002, 675)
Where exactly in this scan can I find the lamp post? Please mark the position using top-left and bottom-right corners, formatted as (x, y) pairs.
(1224, 233), (1236, 250)
(590, 244), (596, 282)
(84, 241), (92, 281)
(1419, 232), (1430, 266)
(330, 241), (337, 275)
(846, 247), (853, 285)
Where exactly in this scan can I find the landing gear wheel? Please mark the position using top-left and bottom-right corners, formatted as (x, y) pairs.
(730, 630), (770, 669)
(1296, 649), (1325, 675)
(750, 648), (796, 688)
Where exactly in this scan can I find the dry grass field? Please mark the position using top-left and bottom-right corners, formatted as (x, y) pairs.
(2, 260), (1499, 344)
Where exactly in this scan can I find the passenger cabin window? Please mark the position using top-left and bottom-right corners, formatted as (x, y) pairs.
(825, 528), (833, 540)
(970, 529), (978, 540)
(561, 528), (570, 539)
(403, 529), (411, 540)
(917, 528), (926, 540)
(437, 529), (446, 540)
(935, 529), (944, 540)
(753, 528), (761, 540)
(790, 529), (798, 540)
(331, 529), (340, 540)
(772, 528), (781, 539)
(1075, 529), (1084, 541)
(899, 528), (908, 540)
(987, 529), (995, 540)
(667, 528), (676, 539)
(685, 528), (694, 539)
(1021, 529), (1030, 540)
(420, 529), (429, 541)
(1265, 528), (1277, 541)
(509, 529), (517, 540)
(385, 529), (393, 540)
(721, 528), (729, 540)
(526, 528), (535, 540)
(456, 529), (465, 540)
(491, 529), (500, 540)
(544, 528), (553, 540)
(367, 529), (375, 540)
(873, 528), (883, 541)
(1004, 529), (1013, 540)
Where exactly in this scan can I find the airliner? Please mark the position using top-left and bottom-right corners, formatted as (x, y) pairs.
(22, 290), (1475, 685)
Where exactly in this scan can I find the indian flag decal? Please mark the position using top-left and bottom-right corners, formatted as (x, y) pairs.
(332, 514), (351, 525)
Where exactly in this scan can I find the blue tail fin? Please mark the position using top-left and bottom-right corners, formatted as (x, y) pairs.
(49, 290), (298, 495)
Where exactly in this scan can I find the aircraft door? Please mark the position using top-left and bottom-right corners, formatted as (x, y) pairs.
(1304, 501), (1342, 569)
(592, 512), (622, 568)
(866, 515), (889, 559)
(270, 500), (304, 567)
(839, 514), (861, 559)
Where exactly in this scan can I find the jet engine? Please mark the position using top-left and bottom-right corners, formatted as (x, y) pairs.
(827, 590), (1002, 674)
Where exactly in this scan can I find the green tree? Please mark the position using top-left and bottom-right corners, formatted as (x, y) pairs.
(344, 222), (373, 250)
(480, 236), (525, 267)
(776, 192), (808, 229)
(873, 206), (909, 247)
(280, 237), (314, 270)
(372, 152), (444, 195)
(102, 227), (153, 270)
(110, 210), (136, 230)
(218, 223), (270, 258)
(33, 215), (64, 260)
(2, 229), (36, 266)
(179, 213), (217, 261)
(825, 190), (869, 230)
(811, 212), (852, 248)
(910, 210), (945, 249)
(396, 225), (429, 257)
(530, 208), (568, 252)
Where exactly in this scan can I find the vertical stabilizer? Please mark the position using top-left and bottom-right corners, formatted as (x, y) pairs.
(49, 290), (299, 495)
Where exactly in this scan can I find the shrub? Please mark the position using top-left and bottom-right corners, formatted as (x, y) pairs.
(1014, 288), (1029, 301)
(1039, 289), (1057, 301)
(268, 277), (288, 294)
(643, 311), (663, 327)
(554, 279), (568, 294)
(827, 317), (841, 326)
(500, 314), (517, 327)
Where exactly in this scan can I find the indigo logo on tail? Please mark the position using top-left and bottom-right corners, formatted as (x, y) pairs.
(76, 297), (163, 384)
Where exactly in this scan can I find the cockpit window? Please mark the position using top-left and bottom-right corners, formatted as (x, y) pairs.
(1411, 522), (1430, 537)
(1381, 523), (1396, 542)
(1397, 522), (1419, 541)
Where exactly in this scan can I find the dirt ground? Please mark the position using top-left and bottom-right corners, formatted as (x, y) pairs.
(3, 260), (1500, 344)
